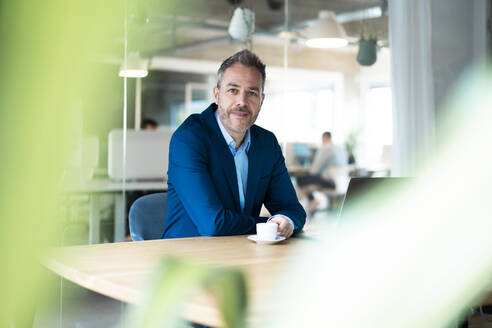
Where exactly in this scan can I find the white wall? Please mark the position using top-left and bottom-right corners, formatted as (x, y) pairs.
(431, 0), (491, 114)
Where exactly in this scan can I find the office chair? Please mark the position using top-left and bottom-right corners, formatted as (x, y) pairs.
(129, 193), (167, 241)
(129, 192), (217, 328)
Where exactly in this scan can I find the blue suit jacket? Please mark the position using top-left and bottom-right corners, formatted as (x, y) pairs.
(162, 104), (306, 238)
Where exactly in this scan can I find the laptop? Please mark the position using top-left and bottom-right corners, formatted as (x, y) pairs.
(338, 177), (414, 219)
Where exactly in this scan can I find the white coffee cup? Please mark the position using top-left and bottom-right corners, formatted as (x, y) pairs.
(256, 223), (278, 241)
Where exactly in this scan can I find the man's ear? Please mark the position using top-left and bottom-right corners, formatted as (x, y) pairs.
(261, 92), (265, 106)
(213, 86), (219, 104)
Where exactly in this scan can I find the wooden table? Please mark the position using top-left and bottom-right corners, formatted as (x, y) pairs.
(42, 228), (492, 327)
(43, 234), (317, 327)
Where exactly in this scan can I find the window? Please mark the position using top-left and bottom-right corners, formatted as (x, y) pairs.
(358, 85), (393, 168)
(257, 88), (335, 144)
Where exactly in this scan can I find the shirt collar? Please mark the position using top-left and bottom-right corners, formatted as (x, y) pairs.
(215, 109), (251, 153)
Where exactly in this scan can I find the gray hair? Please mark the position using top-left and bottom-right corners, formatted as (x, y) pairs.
(216, 49), (266, 91)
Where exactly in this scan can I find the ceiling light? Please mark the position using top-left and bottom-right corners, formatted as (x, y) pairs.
(304, 10), (348, 49)
(119, 52), (148, 78)
(228, 7), (255, 42)
(305, 38), (348, 48)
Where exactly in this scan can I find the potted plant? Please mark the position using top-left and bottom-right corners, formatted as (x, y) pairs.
(344, 131), (359, 165)
(357, 28), (378, 66)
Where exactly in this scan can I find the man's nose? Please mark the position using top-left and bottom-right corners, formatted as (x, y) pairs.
(235, 91), (247, 107)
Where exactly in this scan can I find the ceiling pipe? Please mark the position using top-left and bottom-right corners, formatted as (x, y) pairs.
(142, 1), (389, 56)
(335, 5), (384, 24)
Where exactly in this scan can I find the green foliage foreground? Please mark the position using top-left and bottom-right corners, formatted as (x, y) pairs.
(123, 257), (247, 328)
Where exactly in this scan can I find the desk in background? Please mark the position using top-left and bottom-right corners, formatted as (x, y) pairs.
(64, 178), (167, 243)
(286, 165), (310, 178)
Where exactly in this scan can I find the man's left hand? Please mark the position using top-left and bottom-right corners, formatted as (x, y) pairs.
(269, 215), (294, 238)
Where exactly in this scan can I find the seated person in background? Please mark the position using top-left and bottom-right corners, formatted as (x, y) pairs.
(141, 118), (159, 130)
(297, 131), (348, 213)
(162, 49), (306, 239)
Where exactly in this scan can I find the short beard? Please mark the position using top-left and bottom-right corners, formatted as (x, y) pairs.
(218, 106), (250, 134)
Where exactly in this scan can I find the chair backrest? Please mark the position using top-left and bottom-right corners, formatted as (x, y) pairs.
(129, 193), (167, 241)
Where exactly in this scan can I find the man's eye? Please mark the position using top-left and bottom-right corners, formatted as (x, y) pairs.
(228, 89), (238, 94)
(249, 91), (258, 96)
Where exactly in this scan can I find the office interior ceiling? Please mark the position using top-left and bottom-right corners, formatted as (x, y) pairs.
(114, 0), (388, 59)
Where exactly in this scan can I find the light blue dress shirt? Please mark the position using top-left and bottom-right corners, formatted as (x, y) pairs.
(215, 111), (250, 211)
(215, 111), (295, 230)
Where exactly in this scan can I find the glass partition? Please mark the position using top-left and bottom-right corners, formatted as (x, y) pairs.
(113, 0), (393, 242)
(57, 0), (391, 246)
(32, 0), (393, 326)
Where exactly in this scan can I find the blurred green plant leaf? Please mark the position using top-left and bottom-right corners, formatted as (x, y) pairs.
(123, 257), (247, 328)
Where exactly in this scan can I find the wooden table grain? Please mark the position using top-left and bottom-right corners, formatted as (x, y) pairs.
(42, 226), (492, 327)
(43, 234), (314, 327)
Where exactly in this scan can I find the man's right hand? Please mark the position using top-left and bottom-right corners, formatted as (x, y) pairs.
(269, 215), (294, 238)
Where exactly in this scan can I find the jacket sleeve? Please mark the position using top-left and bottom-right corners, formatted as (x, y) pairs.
(263, 136), (306, 233)
(168, 125), (268, 236)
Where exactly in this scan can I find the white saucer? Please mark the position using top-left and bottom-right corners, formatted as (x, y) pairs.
(247, 235), (286, 245)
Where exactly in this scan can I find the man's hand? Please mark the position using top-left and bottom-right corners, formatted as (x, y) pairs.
(269, 215), (294, 238)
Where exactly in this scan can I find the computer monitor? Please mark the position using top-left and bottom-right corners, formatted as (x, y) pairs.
(293, 143), (312, 166)
(108, 128), (174, 180)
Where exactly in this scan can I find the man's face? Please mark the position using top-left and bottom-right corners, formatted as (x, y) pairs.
(213, 63), (265, 136)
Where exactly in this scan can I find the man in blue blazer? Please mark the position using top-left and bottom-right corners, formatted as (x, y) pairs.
(162, 50), (306, 239)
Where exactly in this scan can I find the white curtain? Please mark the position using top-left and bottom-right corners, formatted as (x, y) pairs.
(389, 0), (436, 176)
